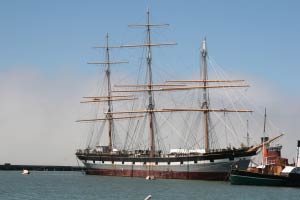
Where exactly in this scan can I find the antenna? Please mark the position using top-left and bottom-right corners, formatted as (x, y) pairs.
(246, 120), (250, 147)
(297, 140), (300, 167)
(262, 108), (267, 165)
(263, 107), (267, 134)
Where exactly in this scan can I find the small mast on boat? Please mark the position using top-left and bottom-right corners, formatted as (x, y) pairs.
(296, 140), (300, 167)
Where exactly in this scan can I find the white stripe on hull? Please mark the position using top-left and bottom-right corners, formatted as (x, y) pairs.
(84, 157), (250, 173)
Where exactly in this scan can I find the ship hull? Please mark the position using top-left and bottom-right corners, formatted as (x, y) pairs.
(230, 169), (300, 187)
(83, 161), (249, 180)
(230, 170), (285, 186)
(85, 168), (228, 180)
(77, 151), (254, 180)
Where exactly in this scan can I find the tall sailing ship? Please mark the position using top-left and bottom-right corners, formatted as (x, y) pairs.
(76, 11), (267, 180)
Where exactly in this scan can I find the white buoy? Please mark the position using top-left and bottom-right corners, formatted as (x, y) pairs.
(21, 169), (30, 175)
(144, 195), (152, 200)
(145, 175), (155, 180)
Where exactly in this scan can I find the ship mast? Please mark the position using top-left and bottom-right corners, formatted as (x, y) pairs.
(163, 38), (252, 152)
(146, 11), (155, 157)
(119, 10), (176, 157)
(77, 33), (135, 152)
(201, 37), (210, 152)
(105, 33), (113, 152)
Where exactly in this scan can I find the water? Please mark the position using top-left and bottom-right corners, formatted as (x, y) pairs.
(0, 171), (299, 200)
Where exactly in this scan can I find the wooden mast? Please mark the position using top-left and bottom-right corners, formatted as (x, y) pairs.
(201, 37), (210, 152)
(146, 10), (155, 158)
(105, 33), (113, 152)
(82, 33), (129, 152)
(112, 84), (250, 92)
(122, 10), (176, 158)
(166, 79), (245, 83)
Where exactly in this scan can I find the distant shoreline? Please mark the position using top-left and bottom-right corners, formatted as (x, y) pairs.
(0, 163), (84, 171)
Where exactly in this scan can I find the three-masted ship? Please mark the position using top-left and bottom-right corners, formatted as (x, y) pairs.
(76, 11), (260, 180)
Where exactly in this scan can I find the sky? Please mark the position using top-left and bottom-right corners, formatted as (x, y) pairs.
(0, 0), (300, 165)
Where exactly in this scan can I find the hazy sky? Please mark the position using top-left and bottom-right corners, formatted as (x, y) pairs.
(1, 0), (300, 165)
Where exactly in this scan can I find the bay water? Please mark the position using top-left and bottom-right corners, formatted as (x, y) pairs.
(0, 171), (299, 200)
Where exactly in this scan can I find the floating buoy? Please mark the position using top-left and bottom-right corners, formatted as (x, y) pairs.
(145, 175), (155, 180)
(21, 169), (30, 175)
(144, 195), (152, 200)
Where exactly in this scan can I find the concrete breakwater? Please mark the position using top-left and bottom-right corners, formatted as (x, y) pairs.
(0, 163), (84, 171)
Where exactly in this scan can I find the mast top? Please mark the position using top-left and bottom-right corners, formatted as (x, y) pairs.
(202, 37), (207, 52)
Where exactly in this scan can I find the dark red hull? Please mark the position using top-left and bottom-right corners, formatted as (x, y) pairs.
(85, 168), (228, 180)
